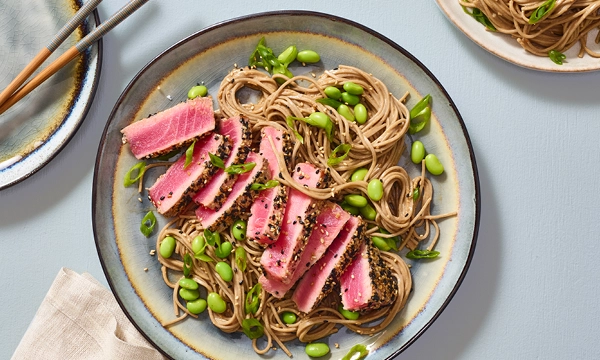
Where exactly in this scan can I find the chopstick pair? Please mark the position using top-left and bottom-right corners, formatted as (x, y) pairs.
(0, 0), (150, 115)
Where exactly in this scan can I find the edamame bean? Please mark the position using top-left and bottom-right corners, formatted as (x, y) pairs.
(351, 168), (368, 182)
(324, 86), (342, 100)
(341, 202), (360, 216)
(191, 235), (205, 254)
(186, 298), (207, 314)
(179, 288), (200, 301)
(359, 203), (377, 221)
(341, 92), (360, 106)
(179, 278), (199, 290)
(354, 103), (368, 124)
(411, 141), (425, 164)
(372, 236), (391, 251)
(343, 81), (364, 96)
(338, 304), (360, 320)
(296, 50), (320, 64)
(231, 220), (247, 241)
(281, 311), (297, 324)
(215, 261), (233, 282)
(344, 194), (368, 208)
(187, 85), (207, 99)
(425, 154), (444, 175)
(337, 104), (355, 121)
(305, 343), (330, 358)
(215, 241), (233, 258)
(159, 236), (176, 258)
(207, 292), (227, 313)
(367, 179), (384, 201)
(277, 45), (298, 66)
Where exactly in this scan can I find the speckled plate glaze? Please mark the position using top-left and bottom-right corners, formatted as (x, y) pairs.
(0, 0), (101, 190)
(93, 11), (480, 360)
(436, 0), (600, 72)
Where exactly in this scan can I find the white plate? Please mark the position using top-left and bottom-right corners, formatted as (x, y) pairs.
(436, 0), (600, 72)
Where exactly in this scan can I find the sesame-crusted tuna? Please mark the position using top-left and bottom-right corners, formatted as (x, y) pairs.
(246, 127), (293, 244)
(340, 241), (398, 312)
(292, 216), (366, 313)
(260, 202), (350, 298)
(192, 116), (252, 210)
(148, 133), (230, 217)
(121, 97), (215, 159)
(259, 163), (328, 284)
(195, 152), (267, 232)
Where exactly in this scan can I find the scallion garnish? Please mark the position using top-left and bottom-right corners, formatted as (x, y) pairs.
(245, 283), (262, 315)
(124, 161), (146, 187)
(209, 152), (225, 169)
(183, 140), (196, 169)
(316, 97), (343, 109)
(183, 253), (193, 277)
(341, 344), (369, 360)
(327, 143), (352, 166)
(250, 180), (280, 191)
(529, 0), (556, 24)
(203, 228), (220, 247)
(462, 5), (496, 31)
(140, 211), (156, 237)
(287, 112), (334, 143)
(235, 247), (247, 272)
(286, 116), (304, 143)
(548, 49), (566, 65)
(406, 249), (440, 259)
(225, 162), (256, 175)
(409, 94), (432, 134)
(241, 318), (264, 339)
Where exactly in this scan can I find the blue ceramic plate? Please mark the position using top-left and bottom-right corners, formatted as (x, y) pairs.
(0, 0), (102, 190)
(93, 11), (480, 359)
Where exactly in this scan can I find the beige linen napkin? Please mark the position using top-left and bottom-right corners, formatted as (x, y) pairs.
(12, 268), (166, 360)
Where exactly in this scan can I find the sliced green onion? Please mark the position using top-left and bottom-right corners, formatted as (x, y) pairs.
(341, 344), (369, 360)
(183, 253), (193, 277)
(462, 6), (496, 31)
(288, 112), (334, 143)
(413, 187), (420, 201)
(155, 149), (180, 161)
(328, 143), (352, 166)
(250, 179), (280, 191)
(406, 249), (440, 259)
(140, 211), (156, 237)
(529, 0), (556, 24)
(245, 283), (262, 315)
(248, 37), (266, 68)
(195, 253), (213, 262)
(235, 247), (247, 272)
(203, 229), (220, 247)
(409, 94), (432, 135)
(183, 140), (196, 169)
(286, 116), (304, 143)
(209, 152), (225, 169)
(241, 318), (264, 339)
(548, 49), (566, 65)
(225, 162), (256, 175)
(316, 97), (343, 109)
(124, 161), (146, 187)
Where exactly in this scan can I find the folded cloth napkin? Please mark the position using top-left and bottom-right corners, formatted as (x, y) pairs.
(12, 268), (166, 360)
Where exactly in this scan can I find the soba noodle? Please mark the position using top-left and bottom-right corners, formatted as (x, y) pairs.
(149, 65), (453, 356)
(460, 0), (600, 58)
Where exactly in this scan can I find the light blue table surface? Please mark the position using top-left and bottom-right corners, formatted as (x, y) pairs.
(1, 1), (599, 359)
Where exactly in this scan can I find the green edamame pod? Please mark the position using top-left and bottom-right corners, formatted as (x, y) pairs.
(425, 154), (444, 175)
(337, 104), (355, 122)
(341, 202), (360, 216)
(215, 242), (233, 258)
(179, 288), (200, 301)
(186, 298), (207, 314)
(179, 278), (199, 290)
(187, 85), (208, 99)
(231, 220), (247, 241)
(359, 203), (377, 221)
(277, 45), (298, 66)
(305, 343), (330, 357)
(207, 292), (227, 313)
(324, 86), (342, 100)
(341, 92), (360, 106)
(159, 236), (176, 258)
(296, 50), (320, 63)
(338, 304), (360, 320)
(354, 103), (368, 124)
(343, 81), (364, 95)
(351, 168), (368, 182)
(411, 141), (426, 164)
(344, 194), (368, 208)
(281, 311), (297, 324)
(367, 179), (384, 201)
(215, 261), (233, 282)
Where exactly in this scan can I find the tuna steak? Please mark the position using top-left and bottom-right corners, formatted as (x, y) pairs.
(148, 134), (230, 217)
(291, 216), (366, 313)
(260, 202), (351, 298)
(192, 116), (252, 210)
(246, 127), (293, 244)
(340, 241), (398, 312)
(121, 97), (215, 159)
(259, 163), (329, 284)
(195, 152), (268, 232)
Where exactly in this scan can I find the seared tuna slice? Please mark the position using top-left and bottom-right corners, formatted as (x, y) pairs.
(148, 134), (230, 217)
(260, 202), (351, 298)
(292, 216), (366, 313)
(246, 127), (293, 244)
(121, 97), (215, 159)
(259, 163), (328, 284)
(192, 116), (252, 210)
(340, 241), (398, 312)
(195, 152), (267, 232)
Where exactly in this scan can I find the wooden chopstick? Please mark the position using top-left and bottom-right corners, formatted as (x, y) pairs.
(0, 0), (150, 115)
(0, 0), (103, 108)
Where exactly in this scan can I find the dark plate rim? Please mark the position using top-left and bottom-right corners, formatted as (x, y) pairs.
(92, 9), (481, 360)
(0, 2), (103, 191)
